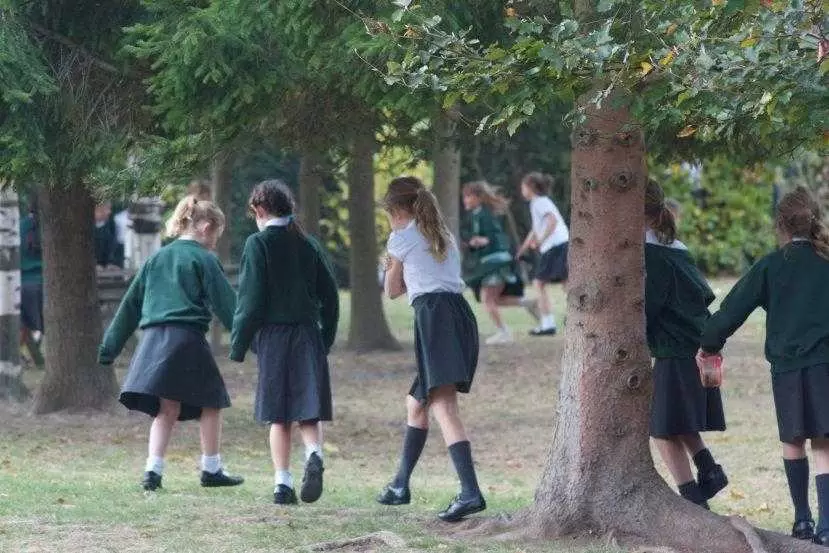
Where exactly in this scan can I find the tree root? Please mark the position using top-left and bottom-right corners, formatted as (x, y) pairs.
(729, 516), (770, 553)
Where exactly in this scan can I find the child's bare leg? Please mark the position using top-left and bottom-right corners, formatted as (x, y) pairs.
(654, 436), (707, 507)
(145, 398), (180, 480)
(199, 407), (221, 457)
(481, 285), (506, 332)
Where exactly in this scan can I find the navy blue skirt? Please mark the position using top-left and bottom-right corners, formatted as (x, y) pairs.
(21, 282), (44, 332)
(120, 325), (230, 421)
(533, 243), (569, 283)
(772, 364), (829, 443)
(409, 292), (479, 403)
(649, 357), (726, 439)
(254, 323), (332, 424)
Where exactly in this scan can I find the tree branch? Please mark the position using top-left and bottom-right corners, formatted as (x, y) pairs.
(28, 22), (137, 78)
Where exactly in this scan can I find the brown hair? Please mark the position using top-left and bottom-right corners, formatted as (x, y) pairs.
(248, 179), (304, 235)
(165, 194), (225, 238)
(776, 187), (829, 260)
(383, 176), (451, 261)
(522, 172), (554, 195)
(463, 181), (510, 215)
(644, 179), (677, 245)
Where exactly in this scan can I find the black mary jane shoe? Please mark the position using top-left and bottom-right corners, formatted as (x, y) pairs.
(274, 484), (298, 505)
(698, 464), (729, 500)
(529, 327), (556, 337)
(793, 519), (815, 541)
(437, 493), (487, 523)
(813, 530), (829, 547)
(376, 484), (411, 506)
(200, 469), (244, 488)
(142, 471), (162, 491)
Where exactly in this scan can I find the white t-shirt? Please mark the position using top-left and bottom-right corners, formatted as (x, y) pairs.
(530, 196), (569, 253)
(386, 220), (464, 305)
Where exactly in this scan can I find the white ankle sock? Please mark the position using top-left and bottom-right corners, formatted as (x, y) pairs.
(145, 456), (165, 475)
(274, 470), (293, 489)
(305, 443), (323, 462)
(201, 454), (222, 474)
(541, 314), (556, 329)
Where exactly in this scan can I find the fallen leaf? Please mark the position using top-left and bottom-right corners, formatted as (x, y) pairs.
(640, 61), (654, 76)
(659, 51), (675, 66)
(728, 489), (746, 500)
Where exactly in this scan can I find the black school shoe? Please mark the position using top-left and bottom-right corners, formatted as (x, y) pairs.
(142, 471), (162, 491)
(200, 469), (244, 488)
(300, 453), (324, 503)
(529, 327), (556, 337)
(698, 464), (728, 500)
(377, 484), (411, 506)
(793, 520), (816, 540)
(814, 530), (829, 547)
(274, 484), (298, 505)
(437, 493), (487, 522)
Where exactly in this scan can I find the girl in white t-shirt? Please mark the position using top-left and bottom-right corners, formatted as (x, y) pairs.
(516, 172), (569, 336)
(376, 176), (486, 523)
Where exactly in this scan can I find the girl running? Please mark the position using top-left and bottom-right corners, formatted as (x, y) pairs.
(515, 172), (569, 336)
(645, 180), (727, 510)
(99, 195), (243, 491)
(461, 181), (538, 345)
(700, 187), (829, 545)
(376, 176), (485, 522)
(230, 180), (339, 506)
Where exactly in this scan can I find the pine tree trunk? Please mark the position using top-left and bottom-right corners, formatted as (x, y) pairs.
(346, 132), (400, 352)
(33, 183), (116, 413)
(210, 151), (233, 351)
(299, 148), (324, 237)
(0, 188), (27, 401)
(432, 107), (461, 240)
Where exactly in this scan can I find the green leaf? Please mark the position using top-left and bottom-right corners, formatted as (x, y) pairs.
(521, 100), (536, 116)
(507, 116), (524, 136)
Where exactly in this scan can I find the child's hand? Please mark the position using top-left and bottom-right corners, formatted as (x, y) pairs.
(528, 237), (538, 250)
(382, 254), (393, 272)
(696, 349), (723, 388)
(468, 236), (489, 248)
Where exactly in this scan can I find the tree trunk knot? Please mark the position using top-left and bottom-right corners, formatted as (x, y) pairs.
(612, 131), (640, 147)
(581, 178), (599, 192)
(571, 237), (584, 248)
(609, 171), (634, 192)
(626, 372), (642, 390)
(572, 127), (598, 147)
(569, 282), (604, 313)
(618, 238), (633, 249)
(614, 348), (630, 364)
(576, 210), (593, 221)
(632, 297), (645, 312)
(613, 275), (625, 287)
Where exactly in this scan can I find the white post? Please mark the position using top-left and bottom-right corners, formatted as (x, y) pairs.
(0, 187), (25, 399)
(127, 197), (164, 271)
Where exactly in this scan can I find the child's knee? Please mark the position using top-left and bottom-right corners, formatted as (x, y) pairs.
(158, 399), (181, 418)
(406, 396), (428, 423)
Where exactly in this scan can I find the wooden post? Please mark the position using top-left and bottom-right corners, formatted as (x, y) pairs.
(0, 188), (27, 400)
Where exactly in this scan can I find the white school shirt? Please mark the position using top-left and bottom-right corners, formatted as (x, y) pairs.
(530, 196), (569, 254)
(645, 229), (688, 250)
(386, 220), (464, 305)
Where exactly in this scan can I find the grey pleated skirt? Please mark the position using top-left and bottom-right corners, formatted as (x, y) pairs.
(409, 292), (479, 403)
(254, 323), (332, 424)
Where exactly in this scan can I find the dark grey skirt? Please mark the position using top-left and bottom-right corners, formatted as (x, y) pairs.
(533, 242), (569, 283)
(21, 282), (44, 332)
(409, 292), (479, 403)
(649, 357), (726, 438)
(120, 325), (230, 421)
(772, 364), (829, 443)
(254, 323), (332, 424)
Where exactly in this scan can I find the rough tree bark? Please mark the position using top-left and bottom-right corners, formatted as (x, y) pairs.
(210, 151), (233, 350)
(432, 107), (461, 240)
(33, 183), (116, 413)
(346, 132), (400, 352)
(299, 148), (325, 237)
(0, 188), (27, 400)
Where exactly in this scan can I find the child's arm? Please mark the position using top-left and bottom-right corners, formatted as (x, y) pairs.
(229, 236), (267, 362)
(535, 213), (557, 247)
(98, 265), (146, 364)
(384, 257), (406, 299)
(204, 256), (237, 332)
(315, 249), (340, 353)
(700, 259), (768, 353)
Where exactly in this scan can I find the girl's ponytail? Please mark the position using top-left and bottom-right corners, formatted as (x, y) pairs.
(777, 187), (829, 261)
(166, 195), (198, 238)
(413, 188), (450, 261)
(644, 179), (677, 245)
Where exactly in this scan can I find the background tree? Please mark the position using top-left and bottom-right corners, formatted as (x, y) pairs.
(0, 187), (26, 400)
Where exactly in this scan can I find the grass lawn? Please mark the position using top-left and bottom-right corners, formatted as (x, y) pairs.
(0, 280), (795, 552)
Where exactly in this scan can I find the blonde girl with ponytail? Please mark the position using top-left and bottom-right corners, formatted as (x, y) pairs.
(99, 194), (243, 492)
(701, 187), (829, 544)
(378, 176), (486, 522)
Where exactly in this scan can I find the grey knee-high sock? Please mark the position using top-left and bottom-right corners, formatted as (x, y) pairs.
(448, 440), (481, 500)
(391, 426), (428, 489)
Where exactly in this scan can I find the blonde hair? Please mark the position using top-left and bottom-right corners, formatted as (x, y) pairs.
(463, 181), (510, 215)
(165, 195), (226, 238)
(383, 176), (451, 261)
(777, 187), (829, 261)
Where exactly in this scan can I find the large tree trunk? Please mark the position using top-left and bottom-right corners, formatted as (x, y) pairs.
(346, 132), (400, 352)
(516, 95), (818, 553)
(432, 107), (461, 240)
(33, 183), (116, 413)
(0, 188), (27, 400)
(210, 151), (233, 351)
(299, 148), (325, 237)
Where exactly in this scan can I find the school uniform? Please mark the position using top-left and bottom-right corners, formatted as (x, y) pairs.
(387, 221), (478, 403)
(94, 217), (119, 268)
(229, 219), (339, 425)
(645, 231), (725, 438)
(98, 239), (237, 421)
(19, 214), (44, 333)
(701, 240), (829, 443)
(461, 206), (524, 302)
(529, 196), (569, 283)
